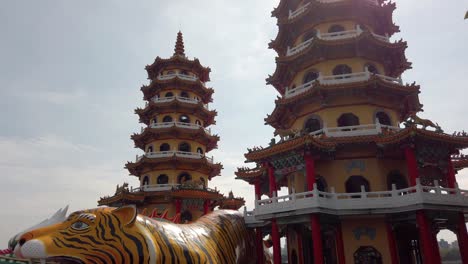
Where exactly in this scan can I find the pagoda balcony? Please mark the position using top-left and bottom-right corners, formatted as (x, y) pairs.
(157, 73), (199, 82)
(135, 151), (214, 163)
(143, 121), (212, 135)
(245, 179), (468, 222)
(288, 0), (379, 20)
(284, 70), (403, 98)
(130, 184), (181, 192)
(286, 25), (389, 57)
(305, 120), (401, 138)
(148, 96), (210, 109)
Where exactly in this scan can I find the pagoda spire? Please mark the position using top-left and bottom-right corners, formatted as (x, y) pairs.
(173, 31), (185, 57)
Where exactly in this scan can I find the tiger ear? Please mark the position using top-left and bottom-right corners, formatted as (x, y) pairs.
(112, 205), (137, 227)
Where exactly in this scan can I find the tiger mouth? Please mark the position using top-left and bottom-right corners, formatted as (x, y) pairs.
(38, 257), (85, 264)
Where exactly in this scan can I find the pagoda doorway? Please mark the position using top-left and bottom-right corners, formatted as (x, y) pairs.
(387, 171), (408, 190)
(394, 223), (423, 264)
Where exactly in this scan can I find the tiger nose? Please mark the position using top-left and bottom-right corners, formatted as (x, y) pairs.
(19, 233), (33, 246)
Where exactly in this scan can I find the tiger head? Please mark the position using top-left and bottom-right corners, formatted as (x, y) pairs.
(14, 205), (154, 263)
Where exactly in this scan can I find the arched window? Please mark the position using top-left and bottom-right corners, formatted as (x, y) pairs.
(304, 116), (322, 133)
(316, 175), (328, 192)
(366, 64), (379, 74)
(165, 92), (174, 97)
(338, 113), (360, 127)
(163, 116), (173, 122)
(181, 210), (193, 223)
(345, 175), (370, 193)
(179, 142), (191, 152)
(151, 118), (157, 124)
(332, 64), (352, 76)
(200, 177), (206, 188)
(178, 173), (192, 184)
(160, 143), (170, 152)
(142, 176), (149, 186)
(354, 246), (382, 264)
(328, 24), (346, 33)
(376, 111), (392, 126)
(387, 171), (408, 190)
(167, 70), (175, 75)
(303, 71), (319, 84)
(303, 30), (317, 41)
(157, 174), (169, 184)
(197, 147), (204, 154)
(180, 91), (189, 98)
(179, 115), (190, 123)
(195, 120), (202, 126)
(181, 70), (189, 75)
(147, 145), (153, 153)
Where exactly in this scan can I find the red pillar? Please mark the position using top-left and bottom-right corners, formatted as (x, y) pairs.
(431, 229), (442, 264)
(336, 223), (346, 264)
(175, 199), (182, 215)
(304, 152), (316, 191)
(266, 163), (277, 197)
(405, 146), (419, 186)
(310, 215), (324, 264)
(297, 229), (304, 264)
(447, 158), (457, 189)
(254, 179), (261, 200)
(203, 200), (209, 215)
(256, 228), (265, 264)
(386, 222), (399, 264)
(416, 211), (435, 264)
(271, 219), (281, 264)
(457, 213), (468, 264)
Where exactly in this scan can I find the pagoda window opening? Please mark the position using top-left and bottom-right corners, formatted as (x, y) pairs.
(179, 115), (190, 123)
(200, 177), (206, 188)
(337, 113), (360, 129)
(345, 175), (370, 196)
(178, 142), (191, 152)
(180, 91), (190, 98)
(147, 145), (153, 153)
(303, 29), (317, 41)
(328, 24), (346, 33)
(332, 64), (352, 78)
(353, 246), (383, 264)
(160, 143), (170, 152)
(178, 173), (192, 184)
(163, 116), (173, 123)
(181, 70), (189, 76)
(167, 70), (175, 75)
(197, 147), (204, 155)
(151, 117), (157, 124)
(365, 63), (380, 74)
(195, 120), (202, 126)
(304, 115), (323, 133)
(387, 170), (408, 190)
(165, 92), (174, 98)
(303, 71), (319, 84)
(376, 111), (392, 126)
(316, 175), (328, 192)
(142, 176), (150, 186)
(157, 174), (169, 185)
(181, 210), (193, 223)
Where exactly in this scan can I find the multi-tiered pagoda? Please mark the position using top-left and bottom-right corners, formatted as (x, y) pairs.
(237, 1), (468, 264)
(99, 32), (244, 223)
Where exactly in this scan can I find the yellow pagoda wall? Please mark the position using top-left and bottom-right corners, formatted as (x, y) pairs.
(155, 89), (203, 101)
(150, 113), (206, 125)
(140, 169), (209, 186)
(341, 217), (392, 264)
(145, 139), (207, 153)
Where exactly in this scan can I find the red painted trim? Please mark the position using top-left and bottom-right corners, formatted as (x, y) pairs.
(266, 163), (277, 197)
(457, 213), (468, 264)
(305, 153), (316, 191)
(203, 200), (209, 215)
(416, 211), (434, 264)
(311, 215), (324, 264)
(447, 158), (457, 189)
(405, 146), (419, 186)
(256, 228), (265, 264)
(175, 199), (182, 215)
(386, 223), (399, 264)
(271, 219), (282, 264)
(336, 223), (346, 264)
(297, 228), (304, 264)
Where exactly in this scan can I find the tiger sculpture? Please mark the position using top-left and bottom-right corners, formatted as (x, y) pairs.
(12, 206), (258, 264)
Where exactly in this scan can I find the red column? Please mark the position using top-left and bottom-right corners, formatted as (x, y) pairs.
(447, 158), (457, 189)
(386, 222), (399, 264)
(416, 211), (435, 264)
(271, 219), (282, 264)
(304, 152), (316, 191)
(405, 146), (419, 186)
(254, 179), (261, 200)
(431, 229), (442, 264)
(266, 163), (277, 197)
(203, 200), (209, 215)
(336, 223), (346, 264)
(457, 213), (468, 264)
(310, 215), (324, 264)
(256, 228), (265, 264)
(175, 199), (182, 215)
(297, 229), (304, 264)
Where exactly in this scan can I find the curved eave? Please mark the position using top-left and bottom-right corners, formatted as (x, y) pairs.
(136, 102), (217, 126)
(146, 56), (211, 82)
(126, 157), (223, 179)
(244, 127), (468, 162)
(234, 168), (266, 183)
(172, 189), (224, 199)
(270, 0), (398, 53)
(219, 198), (245, 210)
(453, 160), (468, 171)
(265, 78), (421, 129)
(268, 35), (410, 93)
(131, 127), (220, 152)
(98, 192), (145, 206)
(141, 78), (214, 103)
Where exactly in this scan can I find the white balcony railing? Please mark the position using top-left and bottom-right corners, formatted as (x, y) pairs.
(157, 73), (198, 82)
(131, 184), (180, 192)
(147, 122), (211, 134)
(147, 96), (210, 110)
(248, 179), (468, 218)
(286, 25), (390, 56)
(136, 151), (214, 163)
(288, 0), (379, 20)
(284, 70), (403, 98)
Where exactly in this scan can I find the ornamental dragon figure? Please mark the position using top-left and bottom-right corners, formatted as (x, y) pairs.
(10, 206), (258, 264)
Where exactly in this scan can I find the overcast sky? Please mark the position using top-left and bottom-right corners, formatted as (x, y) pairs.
(1, 0), (467, 246)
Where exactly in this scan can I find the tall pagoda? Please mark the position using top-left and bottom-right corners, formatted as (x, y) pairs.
(99, 32), (244, 223)
(237, 1), (468, 264)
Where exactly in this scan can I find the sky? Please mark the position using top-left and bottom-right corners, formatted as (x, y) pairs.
(0, 0), (468, 246)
